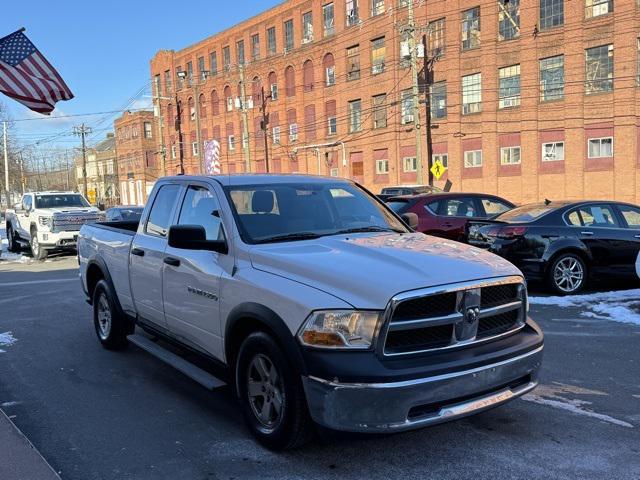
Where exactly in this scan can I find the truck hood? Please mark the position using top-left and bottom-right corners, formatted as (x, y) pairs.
(37, 207), (100, 216)
(249, 233), (522, 309)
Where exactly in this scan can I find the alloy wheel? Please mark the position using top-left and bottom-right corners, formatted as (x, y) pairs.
(246, 353), (284, 431)
(31, 235), (39, 257)
(553, 257), (584, 293)
(96, 293), (112, 340)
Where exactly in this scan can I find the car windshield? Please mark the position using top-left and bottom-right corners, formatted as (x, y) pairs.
(225, 182), (408, 244)
(494, 204), (555, 223)
(34, 194), (90, 209)
(118, 208), (143, 221)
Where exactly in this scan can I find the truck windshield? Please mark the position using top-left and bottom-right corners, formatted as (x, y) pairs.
(224, 182), (408, 244)
(34, 194), (90, 209)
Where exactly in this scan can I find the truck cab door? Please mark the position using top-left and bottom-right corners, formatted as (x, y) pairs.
(17, 195), (32, 237)
(162, 184), (232, 360)
(129, 183), (182, 330)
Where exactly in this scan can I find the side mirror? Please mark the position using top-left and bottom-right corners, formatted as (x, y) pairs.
(401, 212), (419, 230)
(167, 225), (228, 254)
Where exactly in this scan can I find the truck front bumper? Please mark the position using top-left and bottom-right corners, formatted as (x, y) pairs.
(38, 230), (79, 249)
(302, 344), (542, 433)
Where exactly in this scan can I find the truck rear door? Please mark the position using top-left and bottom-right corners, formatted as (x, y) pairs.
(130, 183), (182, 329)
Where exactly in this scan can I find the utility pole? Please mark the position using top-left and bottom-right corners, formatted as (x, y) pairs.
(194, 80), (203, 174)
(422, 34), (435, 187)
(3, 121), (9, 207)
(260, 86), (271, 173)
(153, 79), (167, 177)
(18, 151), (25, 194)
(174, 91), (185, 175)
(238, 65), (251, 173)
(407, 0), (424, 185)
(73, 124), (92, 197)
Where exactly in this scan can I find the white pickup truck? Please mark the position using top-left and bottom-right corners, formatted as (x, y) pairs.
(78, 175), (543, 449)
(5, 191), (103, 260)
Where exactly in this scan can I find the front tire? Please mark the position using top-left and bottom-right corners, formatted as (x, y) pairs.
(30, 229), (47, 260)
(235, 332), (314, 450)
(6, 226), (18, 252)
(92, 280), (128, 350)
(547, 253), (587, 295)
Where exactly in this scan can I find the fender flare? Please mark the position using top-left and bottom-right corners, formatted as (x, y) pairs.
(225, 302), (307, 376)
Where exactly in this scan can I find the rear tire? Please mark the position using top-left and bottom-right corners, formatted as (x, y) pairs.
(6, 226), (18, 252)
(92, 280), (128, 350)
(235, 332), (314, 450)
(30, 229), (47, 261)
(547, 253), (587, 295)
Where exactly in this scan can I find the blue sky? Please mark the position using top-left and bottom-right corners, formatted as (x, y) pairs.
(1, 0), (280, 148)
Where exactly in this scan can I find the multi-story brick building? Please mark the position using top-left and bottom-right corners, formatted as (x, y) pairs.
(75, 133), (119, 206)
(114, 110), (159, 205)
(150, 0), (640, 203)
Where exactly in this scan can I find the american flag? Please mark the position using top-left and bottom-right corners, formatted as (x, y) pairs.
(0, 29), (73, 114)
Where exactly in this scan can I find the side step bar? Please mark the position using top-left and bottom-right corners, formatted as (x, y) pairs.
(128, 334), (226, 390)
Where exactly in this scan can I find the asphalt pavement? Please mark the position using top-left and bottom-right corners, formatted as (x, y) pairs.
(1, 254), (639, 480)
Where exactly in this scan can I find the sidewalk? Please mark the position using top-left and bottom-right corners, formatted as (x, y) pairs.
(0, 409), (60, 480)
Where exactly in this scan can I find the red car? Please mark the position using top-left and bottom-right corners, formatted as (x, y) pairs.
(386, 192), (515, 242)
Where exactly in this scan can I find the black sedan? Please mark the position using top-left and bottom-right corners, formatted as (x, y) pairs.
(468, 200), (640, 294)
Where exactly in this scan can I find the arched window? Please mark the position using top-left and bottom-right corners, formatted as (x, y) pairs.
(285, 66), (295, 97)
(199, 93), (207, 118)
(322, 53), (335, 86)
(224, 85), (232, 112)
(211, 90), (219, 116)
(187, 97), (195, 121)
(252, 76), (262, 104)
(303, 60), (314, 92)
(268, 71), (278, 100)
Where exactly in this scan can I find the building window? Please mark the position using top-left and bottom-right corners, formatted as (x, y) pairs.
(403, 156), (417, 172)
(371, 37), (385, 74)
(346, 0), (359, 26)
(228, 135), (235, 150)
(154, 74), (161, 96)
(198, 56), (206, 79)
(347, 45), (360, 81)
(284, 19), (294, 52)
(272, 126), (281, 144)
(209, 52), (217, 76)
(588, 137), (613, 158)
(433, 153), (448, 168)
(586, 44), (613, 94)
(186, 61), (193, 85)
(586, 0), (613, 19)
(540, 55), (564, 101)
(271, 83), (278, 100)
(143, 122), (152, 139)
(499, 65), (521, 108)
(461, 7), (481, 50)
(303, 60), (314, 92)
(289, 123), (298, 142)
(251, 34), (260, 61)
(164, 70), (172, 94)
(267, 27), (277, 55)
(373, 93), (387, 129)
(500, 146), (521, 165)
(302, 11), (313, 43)
(223, 46), (231, 71)
(498, 0), (520, 41)
(242, 133), (249, 149)
(540, 0), (564, 30)
(325, 61), (336, 86)
(542, 141), (565, 161)
(372, 0), (385, 16)
(326, 100), (337, 135)
(428, 18), (446, 58)
(464, 150), (483, 167)
(226, 96), (234, 112)
(171, 145), (177, 159)
(236, 40), (245, 65)
(401, 89), (414, 124)
(285, 66), (295, 97)
(349, 99), (362, 132)
(192, 142), (199, 156)
(430, 81), (447, 120)
(376, 158), (389, 174)
(323, 3), (335, 37)
(462, 73), (482, 114)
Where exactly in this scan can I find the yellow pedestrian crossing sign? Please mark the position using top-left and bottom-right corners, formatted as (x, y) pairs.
(431, 159), (447, 180)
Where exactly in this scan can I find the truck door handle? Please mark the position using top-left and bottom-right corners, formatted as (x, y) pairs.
(131, 248), (145, 257)
(581, 231), (594, 236)
(163, 257), (181, 267)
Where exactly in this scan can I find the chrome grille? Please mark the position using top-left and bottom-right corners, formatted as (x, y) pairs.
(381, 276), (526, 356)
(52, 214), (101, 232)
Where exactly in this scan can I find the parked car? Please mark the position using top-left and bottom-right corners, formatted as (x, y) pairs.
(78, 174), (542, 450)
(377, 185), (442, 202)
(467, 200), (640, 294)
(387, 192), (515, 242)
(5, 191), (103, 260)
(105, 206), (144, 222)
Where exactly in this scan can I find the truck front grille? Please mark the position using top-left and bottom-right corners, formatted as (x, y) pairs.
(52, 215), (101, 232)
(381, 277), (526, 356)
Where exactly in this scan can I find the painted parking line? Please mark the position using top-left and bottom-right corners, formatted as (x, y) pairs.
(0, 278), (77, 287)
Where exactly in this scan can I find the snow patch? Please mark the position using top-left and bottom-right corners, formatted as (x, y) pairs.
(0, 227), (32, 264)
(530, 289), (640, 326)
(0, 332), (18, 351)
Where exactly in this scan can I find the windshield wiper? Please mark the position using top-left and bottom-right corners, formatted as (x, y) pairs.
(255, 232), (323, 244)
(332, 226), (405, 235)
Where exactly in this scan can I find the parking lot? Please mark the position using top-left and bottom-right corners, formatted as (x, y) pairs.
(1, 248), (640, 480)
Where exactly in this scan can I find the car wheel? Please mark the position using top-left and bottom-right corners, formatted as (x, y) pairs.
(548, 253), (587, 295)
(92, 279), (128, 350)
(235, 332), (314, 450)
(6, 226), (18, 252)
(30, 229), (48, 260)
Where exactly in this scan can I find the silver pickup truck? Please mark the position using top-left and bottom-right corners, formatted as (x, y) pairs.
(78, 175), (543, 449)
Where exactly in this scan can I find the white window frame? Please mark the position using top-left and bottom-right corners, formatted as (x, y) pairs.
(403, 156), (417, 172)
(500, 146), (521, 165)
(375, 158), (389, 174)
(272, 126), (281, 144)
(401, 90), (414, 124)
(498, 64), (521, 109)
(171, 144), (177, 159)
(462, 73), (482, 114)
(270, 84), (278, 100)
(542, 141), (565, 161)
(228, 135), (235, 150)
(586, 0), (612, 19)
(588, 136), (613, 158)
(226, 97), (234, 112)
(192, 141), (199, 156)
(325, 66), (336, 86)
(433, 153), (448, 169)
(464, 149), (483, 168)
(328, 116), (337, 135)
(289, 123), (298, 142)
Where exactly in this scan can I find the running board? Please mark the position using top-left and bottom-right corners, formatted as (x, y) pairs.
(128, 334), (226, 390)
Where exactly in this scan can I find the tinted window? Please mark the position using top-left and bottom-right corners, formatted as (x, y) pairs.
(34, 194), (89, 208)
(178, 186), (224, 241)
(496, 204), (555, 222)
(387, 200), (411, 213)
(482, 198), (511, 216)
(440, 198), (478, 217)
(120, 208), (143, 221)
(425, 200), (440, 214)
(618, 205), (640, 228)
(145, 184), (181, 237)
(575, 204), (619, 228)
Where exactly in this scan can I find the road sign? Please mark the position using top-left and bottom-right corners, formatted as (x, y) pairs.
(430, 159), (447, 180)
(87, 189), (96, 204)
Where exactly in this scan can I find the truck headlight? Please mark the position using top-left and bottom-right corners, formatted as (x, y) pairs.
(298, 310), (381, 349)
(38, 216), (52, 228)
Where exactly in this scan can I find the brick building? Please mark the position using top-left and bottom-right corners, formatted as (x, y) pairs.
(75, 133), (118, 206)
(114, 110), (159, 205)
(150, 0), (640, 203)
